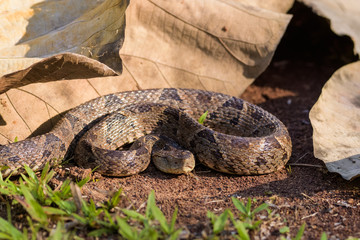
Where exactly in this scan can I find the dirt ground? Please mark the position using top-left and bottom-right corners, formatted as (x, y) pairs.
(8, 2), (360, 239)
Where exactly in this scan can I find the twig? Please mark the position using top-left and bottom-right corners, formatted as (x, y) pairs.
(297, 152), (310, 161)
(288, 163), (323, 168)
(205, 199), (224, 204)
(301, 193), (315, 202)
(301, 212), (318, 219)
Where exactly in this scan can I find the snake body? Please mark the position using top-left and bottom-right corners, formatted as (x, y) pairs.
(0, 88), (292, 176)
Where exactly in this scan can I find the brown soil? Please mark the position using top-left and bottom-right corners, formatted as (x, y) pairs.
(5, 2), (360, 239)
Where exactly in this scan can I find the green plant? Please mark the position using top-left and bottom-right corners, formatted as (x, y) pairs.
(118, 190), (182, 240)
(280, 223), (306, 240)
(207, 209), (230, 236)
(321, 232), (327, 240)
(198, 111), (209, 124)
(205, 198), (268, 239)
(231, 197), (269, 230)
(0, 165), (183, 239)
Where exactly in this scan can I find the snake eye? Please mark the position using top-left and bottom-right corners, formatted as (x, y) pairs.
(162, 145), (171, 151)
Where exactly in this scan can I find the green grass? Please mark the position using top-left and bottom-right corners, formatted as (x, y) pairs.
(0, 164), (182, 239)
(0, 164), (358, 239)
(198, 111), (209, 125)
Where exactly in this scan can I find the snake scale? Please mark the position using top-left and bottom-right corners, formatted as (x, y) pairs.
(0, 88), (292, 177)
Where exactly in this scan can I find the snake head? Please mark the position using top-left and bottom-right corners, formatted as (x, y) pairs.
(151, 136), (195, 174)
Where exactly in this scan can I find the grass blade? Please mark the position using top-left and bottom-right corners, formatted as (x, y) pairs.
(231, 197), (248, 215)
(122, 209), (147, 222)
(146, 190), (156, 218)
(232, 220), (250, 240)
(150, 200), (170, 234)
(213, 209), (229, 234)
(293, 223), (305, 240)
(252, 203), (269, 215)
(170, 206), (178, 232)
(17, 183), (47, 225)
(320, 232), (327, 240)
(245, 198), (252, 215)
(198, 111), (209, 124)
(0, 217), (24, 240)
(107, 188), (122, 209)
(116, 216), (138, 240)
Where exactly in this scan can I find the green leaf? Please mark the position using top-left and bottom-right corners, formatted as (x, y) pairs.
(18, 183), (47, 225)
(26, 216), (38, 240)
(88, 228), (114, 237)
(198, 111), (209, 124)
(279, 226), (290, 234)
(40, 162), (55, 184)
(146, 190), (156, 218)
(245, 198), (252, 215)
(0, 217), (24, 240)
(108, 188), (122, 209)
(150, 200), (170, 234)
(48, 221), (67, 240)
(71, 213), (87, 225)
(117, 217), (138, 240)
(0, 233), (12, 240)
(207, 211), (216, 224)
(122, 209), (147, 222)
(232, 220), (250, 240)
(76, 175), (91, 188)
(252, 203), (269, 215)
(170, 206), (178, 232)
(42, 206), (67, 215)
(103, 210), (115, 226)
(249, 220), (262, 230)
(231, 197), (248, 215)
(139, 227), (159, 240)
(320, 232), (328, 240)
(168, 229), (182, 240)
(213, 210), (229, 234)
(23, 165), (37, 183)
(293, 223), (305, 240)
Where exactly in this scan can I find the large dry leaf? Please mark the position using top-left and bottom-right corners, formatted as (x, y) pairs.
(0, 53), (117, 94)
(120, 0), (292, 96)
(0, 0), (127, 74)
(309, 62), (360, 180)
(299, 0), (360, 54)
(0, 0), (292, 144)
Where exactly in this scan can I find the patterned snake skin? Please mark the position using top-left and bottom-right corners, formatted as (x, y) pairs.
(0, 88), (292, 176)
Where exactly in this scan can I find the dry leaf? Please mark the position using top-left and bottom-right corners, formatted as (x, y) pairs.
(0, 53), (117, 94)
(239, 0), (294, 13)
(309, 61), (360, 180)
(120, 0), (292, 96)
(299, 0), (360, 54)
(0, 0), (128, 74)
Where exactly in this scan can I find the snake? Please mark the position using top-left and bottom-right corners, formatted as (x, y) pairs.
(0, 88), (292, 177)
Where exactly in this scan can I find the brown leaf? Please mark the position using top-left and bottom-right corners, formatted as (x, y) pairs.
(0, 53), (117, 94)
(120, 0), (292, 96)
(309, 61), (360, 180)
(0, 0), (127, 73)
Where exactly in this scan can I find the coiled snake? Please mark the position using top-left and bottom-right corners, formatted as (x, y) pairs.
(0, 88), (291, 177)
